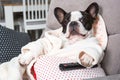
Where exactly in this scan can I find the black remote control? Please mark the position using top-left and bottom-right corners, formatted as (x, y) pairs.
(59, 62), (98, 71)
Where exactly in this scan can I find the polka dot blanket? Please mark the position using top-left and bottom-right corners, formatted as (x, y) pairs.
(33, 56), (106, 80)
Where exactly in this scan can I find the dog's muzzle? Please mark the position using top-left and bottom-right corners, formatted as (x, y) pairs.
(69, 21), (79, 35)
(68, 21), (86, 37)
(69, 21), (78, 27)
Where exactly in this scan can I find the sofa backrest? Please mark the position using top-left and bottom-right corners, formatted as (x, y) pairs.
(47, 0), (120, 75)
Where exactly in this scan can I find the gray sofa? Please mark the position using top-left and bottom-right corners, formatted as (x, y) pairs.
(46, 0), (120, 80)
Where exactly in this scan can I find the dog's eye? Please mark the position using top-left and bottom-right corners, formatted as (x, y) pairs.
(65, 19), (68, 21)
(79, 18), (83, 22)
(64, 19), (68, 23)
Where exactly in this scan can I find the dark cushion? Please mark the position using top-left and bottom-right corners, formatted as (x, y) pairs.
(0, 25), (30, 63)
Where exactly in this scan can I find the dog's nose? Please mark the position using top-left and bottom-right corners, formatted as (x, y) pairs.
(69, 21), (78, 27)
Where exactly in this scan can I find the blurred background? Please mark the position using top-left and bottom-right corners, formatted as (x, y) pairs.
(0, 0), (51, 41)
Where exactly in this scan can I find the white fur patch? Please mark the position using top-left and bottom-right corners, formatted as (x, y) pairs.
(71, 11), (82, 21)
(66, 11), (89, 37)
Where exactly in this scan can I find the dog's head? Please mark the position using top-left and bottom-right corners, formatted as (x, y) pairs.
(54, 2), (99, 39)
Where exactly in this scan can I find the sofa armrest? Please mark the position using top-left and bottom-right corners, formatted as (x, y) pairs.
(85, 74), (120, 80)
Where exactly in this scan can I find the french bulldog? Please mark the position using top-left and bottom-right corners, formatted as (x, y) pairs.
(19, 2), (101, 69)
(54, 2), (99, 67)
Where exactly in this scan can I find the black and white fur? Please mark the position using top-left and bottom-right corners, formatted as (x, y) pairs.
(54, 2), (99, 41)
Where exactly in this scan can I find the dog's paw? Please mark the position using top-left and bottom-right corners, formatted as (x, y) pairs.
(79, 51), (94, 67)
(18, 54), (33, 66)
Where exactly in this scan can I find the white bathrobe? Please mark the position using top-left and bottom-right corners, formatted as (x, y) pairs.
(22, 15), (107, 66)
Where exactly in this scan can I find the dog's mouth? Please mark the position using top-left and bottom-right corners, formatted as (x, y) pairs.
(70, 30), (86, 36)
(67, 30), (87, 39)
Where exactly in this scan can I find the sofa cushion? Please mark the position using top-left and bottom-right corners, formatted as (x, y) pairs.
(85, 74), (120, 80)
(0, 25), (30, 63)
(101, 34), (120, 75)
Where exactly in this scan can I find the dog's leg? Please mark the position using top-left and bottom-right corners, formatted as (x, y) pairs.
(19, 52), (34, 65)
(79, 51), (94, 67)
(19, 33), (63, 65)
(48, 38), (102, 67)
(19, 41), (44, 65)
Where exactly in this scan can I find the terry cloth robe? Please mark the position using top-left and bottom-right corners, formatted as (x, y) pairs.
(22, 14), (107, 80)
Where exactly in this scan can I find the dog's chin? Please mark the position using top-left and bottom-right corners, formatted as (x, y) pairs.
(67, 31), (87, 40)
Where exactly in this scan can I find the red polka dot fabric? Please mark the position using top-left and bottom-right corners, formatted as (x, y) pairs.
(34, 56), (106, 80)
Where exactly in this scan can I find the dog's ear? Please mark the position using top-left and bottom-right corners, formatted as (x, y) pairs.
(85, 2), (99, 18)
(54, 7), (67, 23)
